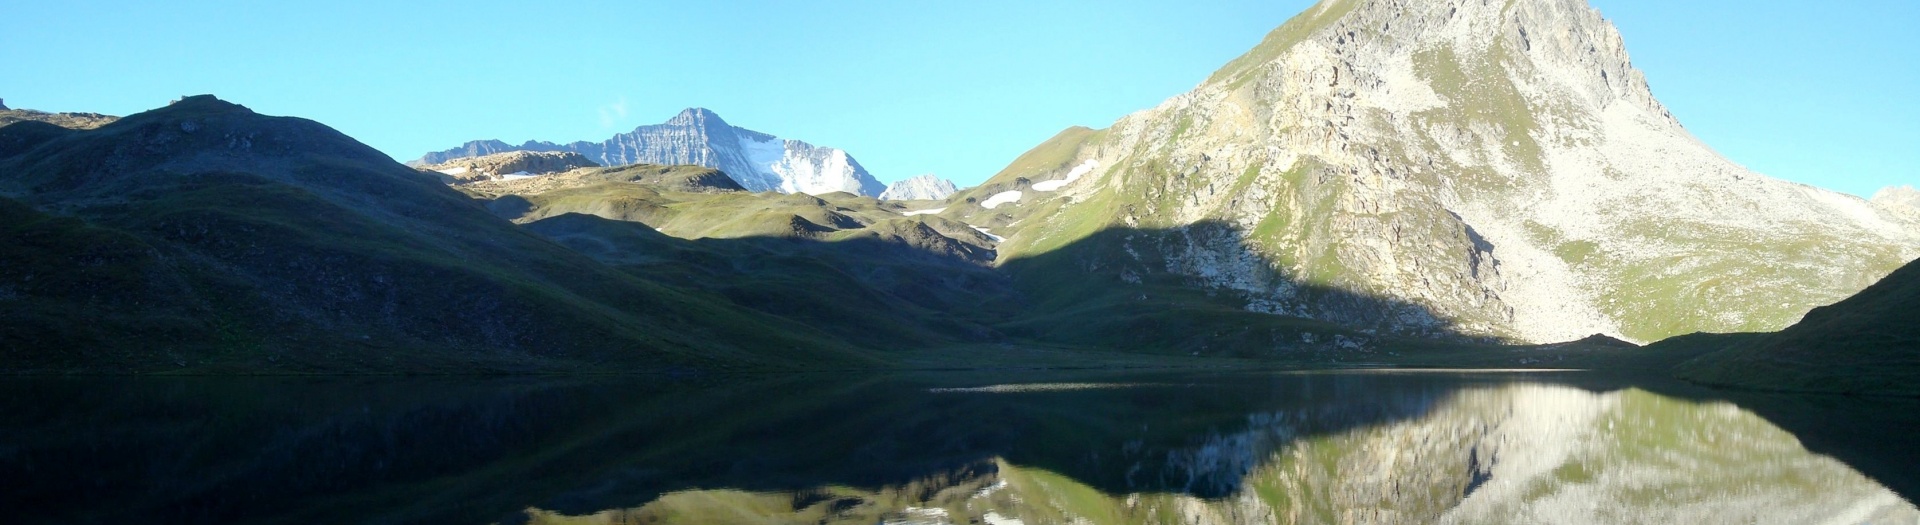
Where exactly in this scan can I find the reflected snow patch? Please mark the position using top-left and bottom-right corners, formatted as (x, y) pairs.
(929, 382), (1146, 393)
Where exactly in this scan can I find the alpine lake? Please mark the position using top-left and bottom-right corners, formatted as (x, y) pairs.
(5, 369), (1917, 524)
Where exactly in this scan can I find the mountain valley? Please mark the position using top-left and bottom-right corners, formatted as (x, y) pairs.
(6, 1), (1920, 523)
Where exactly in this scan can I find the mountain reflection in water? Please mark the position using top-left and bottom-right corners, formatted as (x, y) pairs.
(0, 371), (1913, 524)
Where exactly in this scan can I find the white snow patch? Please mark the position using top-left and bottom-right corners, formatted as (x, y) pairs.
(1032, 159), (1100, 192)
(981, 191), (1022, 209)
(968, 225), (1005, 243)
(740, 135), (875, 196)
(981, 512), (1024, 525)
(500, 171), (536, 180)
(887, 506), (953, 525)
(738, 135), (790, 191)
(931, 382), (1142, 393)
(973, 480), (1009, 499)
(433, 166), (469, 175)
(901, 207), (946, 216)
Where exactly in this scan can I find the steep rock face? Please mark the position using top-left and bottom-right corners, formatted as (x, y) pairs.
(414, 108), (888, 196)
(418, 150), (599, 183)
(878, 174), (959, 200)
(952, 0), (1920, 343)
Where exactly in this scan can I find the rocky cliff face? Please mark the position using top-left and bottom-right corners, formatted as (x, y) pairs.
(947, 0), (1920, 343)
(414, 108), (888, 196)
(879, 174), (959, 200)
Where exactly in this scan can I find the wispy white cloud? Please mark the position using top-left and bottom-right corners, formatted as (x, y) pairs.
(597, 96), (630, 129)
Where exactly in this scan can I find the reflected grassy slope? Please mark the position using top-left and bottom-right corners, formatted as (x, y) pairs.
(6, 372), (1908, 524)
(515, 384), (1914, 525)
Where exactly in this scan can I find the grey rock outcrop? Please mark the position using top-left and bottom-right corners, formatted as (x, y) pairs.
(414, 108), (887, 196)
(879, 174), (959, 201)
(1873, 186), (1920, 221)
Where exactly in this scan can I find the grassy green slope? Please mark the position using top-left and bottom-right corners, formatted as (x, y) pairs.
(465, 167), (1020, 352)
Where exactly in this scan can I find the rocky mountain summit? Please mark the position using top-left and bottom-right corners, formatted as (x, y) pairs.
(414, 108), (888, 197)
(1874, 186), (1920, 220)
(417, 151), (599, 183)
(879, 174), (959, 201)
(935, 0), (1920, 344)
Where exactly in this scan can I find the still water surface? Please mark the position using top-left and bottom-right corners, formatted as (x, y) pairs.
(2, 370), (1915, 524)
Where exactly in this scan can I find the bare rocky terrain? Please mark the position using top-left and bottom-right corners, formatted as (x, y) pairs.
(417, 150), (600, 183)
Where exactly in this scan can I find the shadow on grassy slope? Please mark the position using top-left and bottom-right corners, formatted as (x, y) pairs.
(524, 212), (1017, 350)
(995, 219), (1504, 359)
(516, 210), (1515, 366)
(1666, 256), (1920, 397)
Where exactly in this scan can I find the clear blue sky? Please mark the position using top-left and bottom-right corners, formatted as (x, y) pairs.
(4, 1), (1914, 196)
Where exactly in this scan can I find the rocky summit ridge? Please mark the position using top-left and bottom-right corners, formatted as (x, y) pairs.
(879, 174), (960, 201)
(417, 150), (599, 183)
(1873, 186), (1920, 220)
(0, 103), (119, 131)
(939, 0), (1920, 344)
(414, 108), (888, 197)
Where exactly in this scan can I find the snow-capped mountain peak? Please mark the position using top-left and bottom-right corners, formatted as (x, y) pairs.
(415, 108), (886, 196)
(880, 174), (959, 201)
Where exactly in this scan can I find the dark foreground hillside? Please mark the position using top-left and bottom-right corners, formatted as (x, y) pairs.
(0, 96), (879, 373)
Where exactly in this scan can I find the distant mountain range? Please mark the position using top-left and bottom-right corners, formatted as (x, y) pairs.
(413, 108), (894, 197)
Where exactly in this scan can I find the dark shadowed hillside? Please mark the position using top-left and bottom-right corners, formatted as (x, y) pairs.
(0, 96), (877, 373)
